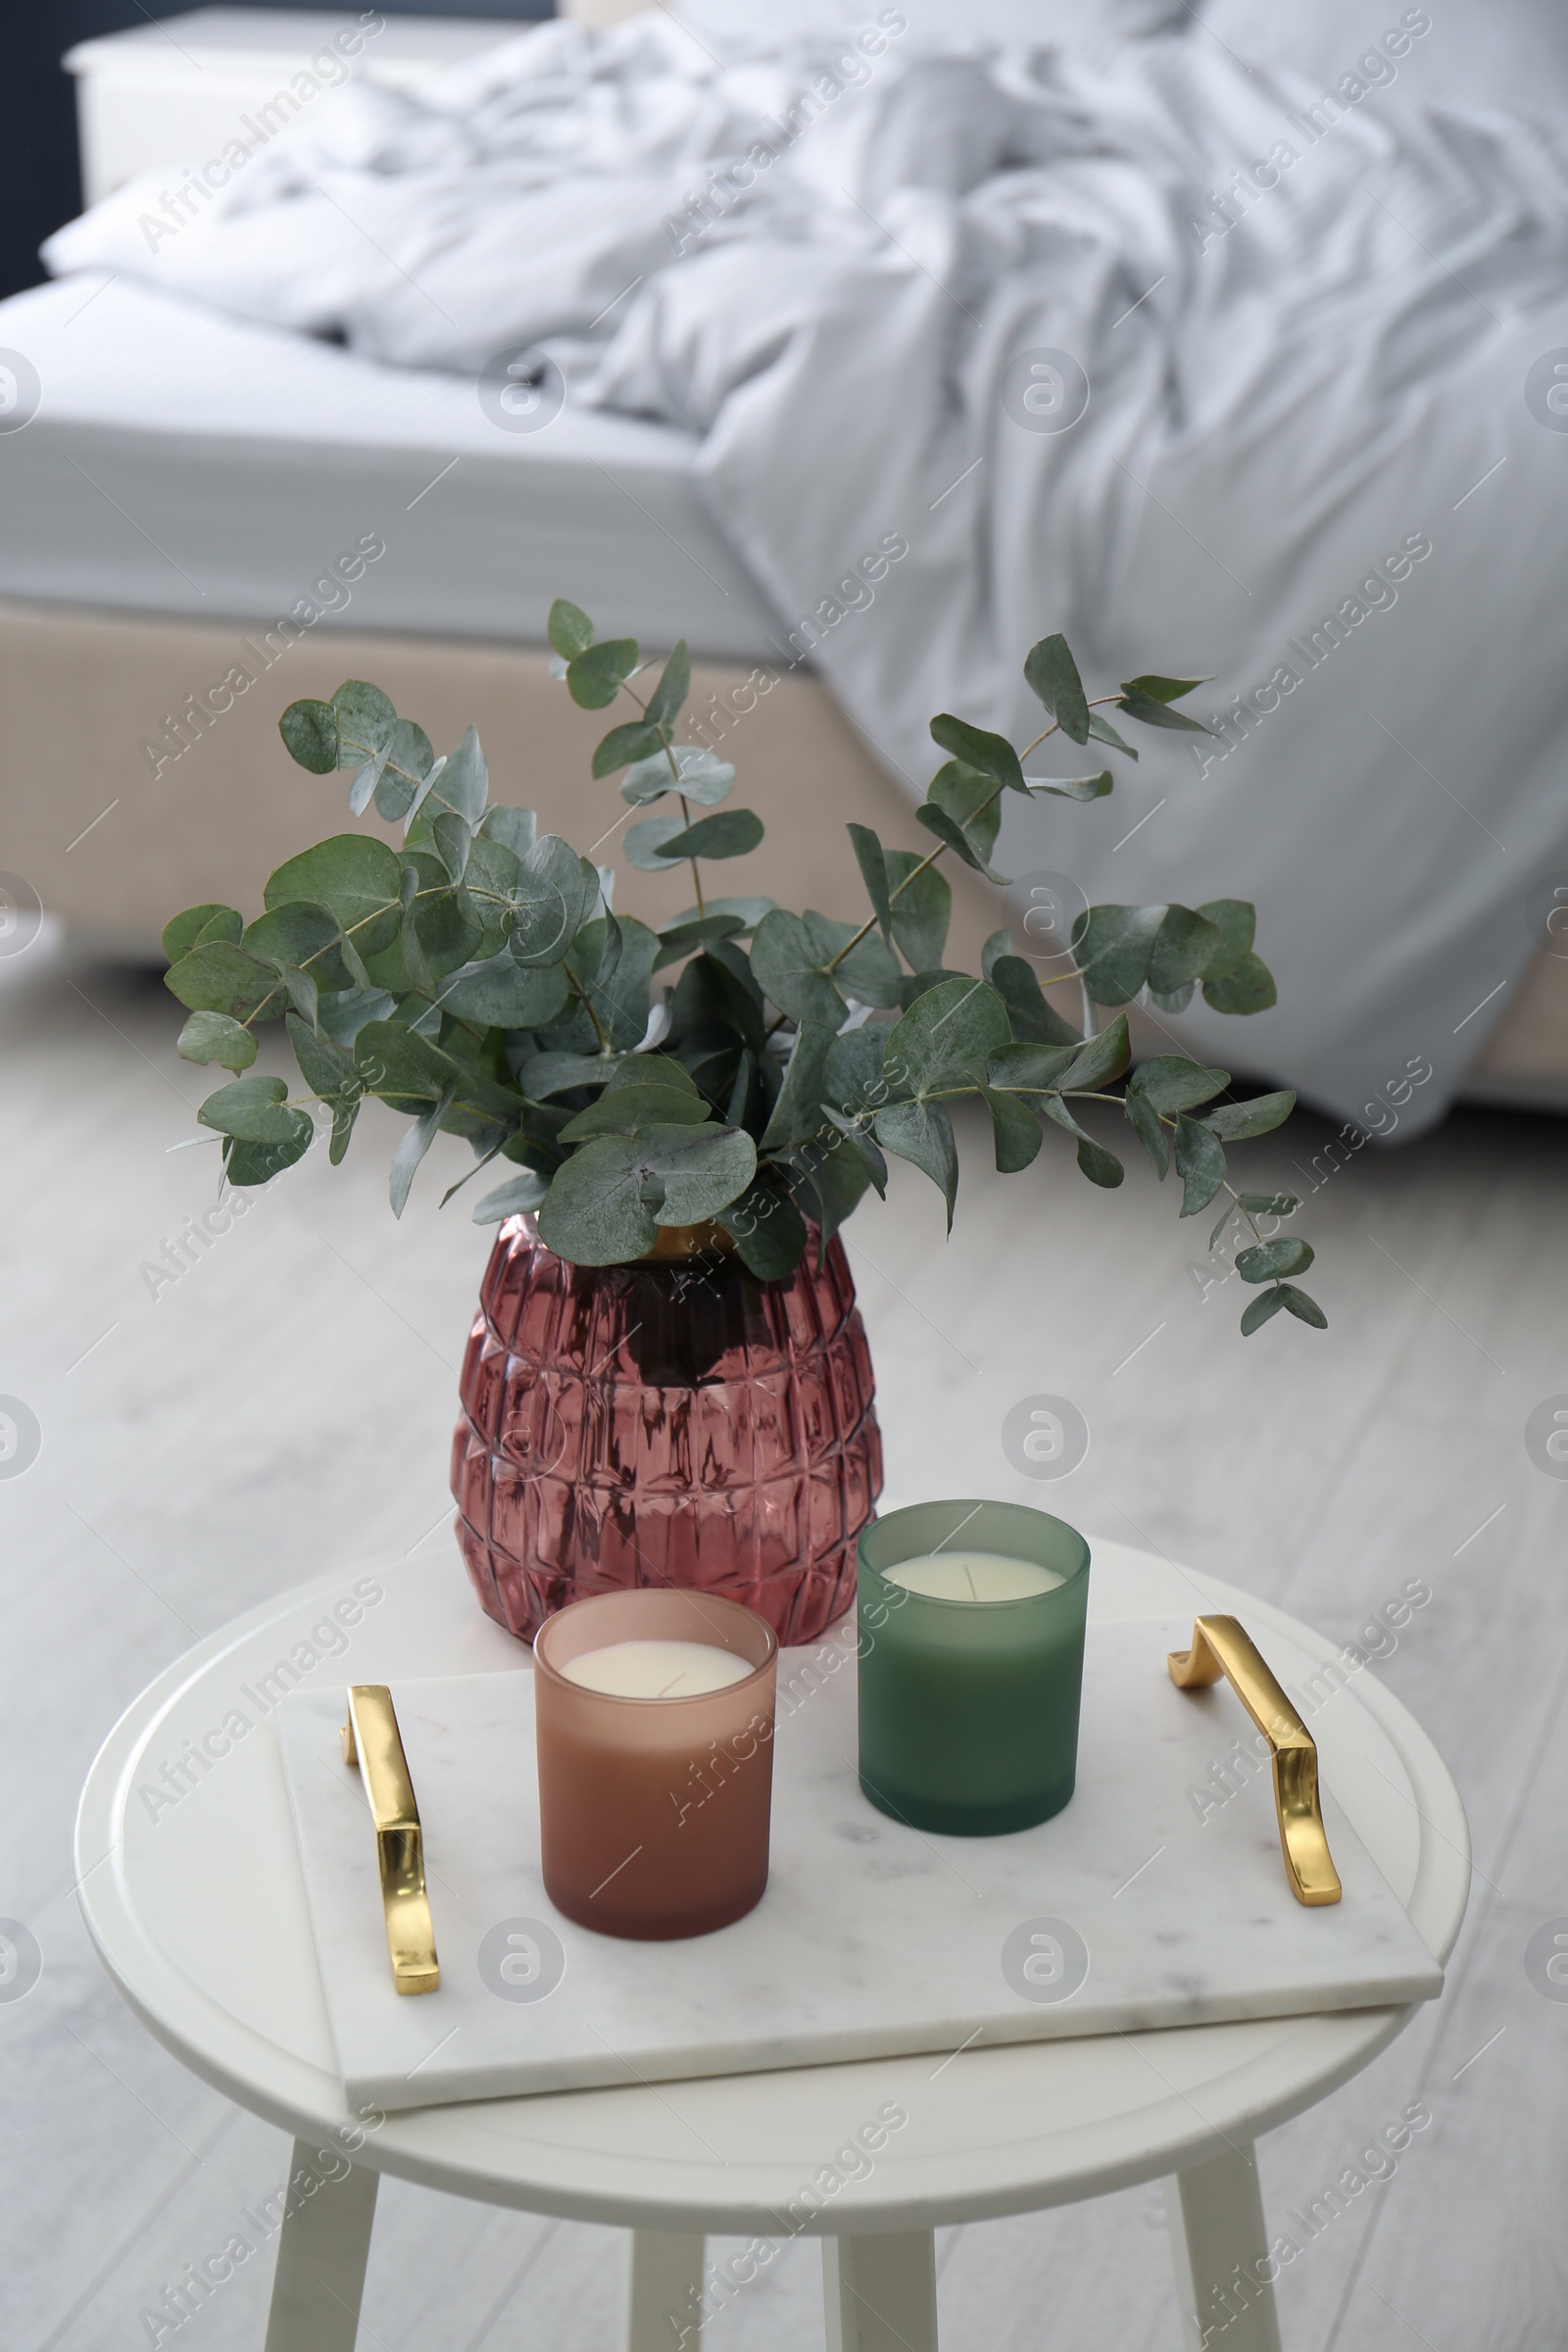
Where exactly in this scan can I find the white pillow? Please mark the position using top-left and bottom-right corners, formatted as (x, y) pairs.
(668, 0), (1191, 52)
(1192, 0), (1568, 108)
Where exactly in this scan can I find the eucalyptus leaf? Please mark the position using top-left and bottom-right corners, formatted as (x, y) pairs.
(1022, 633), (1090, 743)
(176, 1009), (257, 1070)
(331, 680), (397, 761)
(565, 638), (639, 710)
(915, 800), (1008, 883)
(873, 1099), (959, 1227)
(276, 962), (319, 1028)
(373, 719), (436, 823)
(1241, 1288), (1289, 1336)
(1072, 904), (1168, 1006)
(1174, 1112), (1227, 1216)
(198, 1074), (311, 1147)
(718, 1172), (808, 1278)
(242, 901), (351, 996)
(654, 808), (763, 862)
(559, 1087), (710, 1140)
(389, 1085), (454, 1219)
(1279, 1284), (1328, 1329)
(883, 853), (951, 973)
(760, 1021), (835, 1151)
(1193, 900), (1255, 981)
(929, 713), (1026, 794)
(223, 1128), (314, 1185)
(165, 943), (286, 1024)
(987, 956), (1082, 1047)
(1127, 1055), (1230, 1113)
(1118, 684), (1210, 734)
(1057, 1013), (1132, 1093)
(593, 721), (663, 779)
(1124, 672), (1209, 703)
(1025, 770), (1112, 803)
(652, 914), (745, 971)
(278, 698), (338, 773)
(985, 1040), (1083, 1095)
(625, 811), (689, 872)
(646, 642), (690, 730)
(439, 956), (569, 1031)
(263, 836), (402, 960)
(1124, 1088), (1168, 1178)
(982, 1086), (1043, 1173)
(789, 1129), (873, 1261)
(478, 806), (537, 859)
(1202, 954), (1278, 1015)
(509, 836), (587, 967)
(883, 977), (1009, 1102)
(1087, 710), (1139, 760)
(822, 1023), (887, 1119)
(519, 1051), (628, 1100)
(1202, 1089), (1297, 1140)
(548, 599), (595, 660)
(606, 1054), (700, 1097)
(432, 809), (471, 885)
(751, 910), (846, 1028)
(539, 1124), (757, 1264)
(848, 823), (893, 944)
(822, 1104), (890, 1197)
(1150, 906), (1223, 996)
(472, 1166), (551, 1224)
(287, 1013), (360, 1163)
(1074, 1135), (1125, 1187)
(620, 746), (736, 808)
(1235, 1238), (1315, 1284)
(549, 915), (660, 1054)
(163, 904), (242, 963)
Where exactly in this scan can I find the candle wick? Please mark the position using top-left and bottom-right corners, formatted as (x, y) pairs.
(656, 1673), (687, 1696)
(963, 1562), (978, 1601)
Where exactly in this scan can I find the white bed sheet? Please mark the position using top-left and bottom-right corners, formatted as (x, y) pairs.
(0, 274), (778, 656)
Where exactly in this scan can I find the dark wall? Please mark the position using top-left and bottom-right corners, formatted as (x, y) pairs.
(1, 0), (553, 302)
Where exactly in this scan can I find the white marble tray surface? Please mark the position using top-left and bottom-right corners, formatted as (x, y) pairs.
(277, 1615), (1442, 2113)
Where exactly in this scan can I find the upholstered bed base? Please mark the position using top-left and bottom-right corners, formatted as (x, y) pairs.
(2, 597), (998, 962)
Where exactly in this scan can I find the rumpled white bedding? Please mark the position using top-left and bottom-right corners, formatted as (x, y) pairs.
(44, 18), (1568, 1128)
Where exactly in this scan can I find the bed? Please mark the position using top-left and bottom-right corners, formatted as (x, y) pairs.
(6, 0), (1568, 1127)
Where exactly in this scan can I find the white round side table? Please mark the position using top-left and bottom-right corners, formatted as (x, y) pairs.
(74, 1539), (1468, 2352)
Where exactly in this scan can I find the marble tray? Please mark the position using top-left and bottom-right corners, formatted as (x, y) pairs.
(277, 1616), (1442, 2113)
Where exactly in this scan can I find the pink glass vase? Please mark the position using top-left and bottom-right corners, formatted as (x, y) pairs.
(452, 1216), (883, 1644)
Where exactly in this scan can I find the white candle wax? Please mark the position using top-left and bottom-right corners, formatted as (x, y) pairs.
(561, 1638), (754, 1698)
(882, 1551), (1066, 1603)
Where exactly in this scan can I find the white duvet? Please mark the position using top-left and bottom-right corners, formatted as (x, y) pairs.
(45, 16), (1568, 1129)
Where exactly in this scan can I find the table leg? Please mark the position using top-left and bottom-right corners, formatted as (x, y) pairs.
(627, 2230), (706, 2351)
(262, 2141), (378, 2352)
(823, 2231), (938, 2352)
(1164, 2141), (1282, 2352)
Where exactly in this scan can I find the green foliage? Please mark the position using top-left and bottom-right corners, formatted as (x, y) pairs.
(157, 608), (1321, 1333)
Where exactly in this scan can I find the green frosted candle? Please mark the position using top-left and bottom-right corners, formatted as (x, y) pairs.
(857, 1500), (1091, 1837)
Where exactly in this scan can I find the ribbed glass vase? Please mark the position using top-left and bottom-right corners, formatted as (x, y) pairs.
(452, 1216), (883, 1644)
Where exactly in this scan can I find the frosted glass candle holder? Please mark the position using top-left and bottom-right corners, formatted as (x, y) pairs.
(533, 1589), (778, 1938)
(857, 1499), (1091, 1836)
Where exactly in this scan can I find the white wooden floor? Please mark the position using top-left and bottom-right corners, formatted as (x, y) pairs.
(5, 937), (1566, 2352)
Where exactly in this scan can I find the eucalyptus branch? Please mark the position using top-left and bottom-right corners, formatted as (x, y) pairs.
(164, 610), (1316, 1328)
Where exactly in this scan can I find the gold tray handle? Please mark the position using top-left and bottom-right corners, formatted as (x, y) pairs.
(1168, 1616), (1342, 1908)
(341, 1685), (441, 1993)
